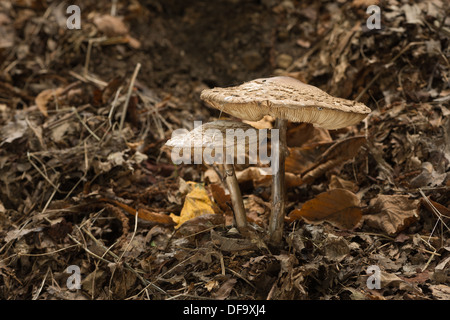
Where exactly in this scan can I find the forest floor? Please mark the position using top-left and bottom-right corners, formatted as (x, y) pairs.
(0, 0), (449, 300)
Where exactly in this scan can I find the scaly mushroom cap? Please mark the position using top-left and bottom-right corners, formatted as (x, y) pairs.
(200, 76), (371, 130)
(165, 120), (258, 149)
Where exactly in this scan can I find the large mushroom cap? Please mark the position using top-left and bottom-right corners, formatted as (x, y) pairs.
(200, 76), (371, 130)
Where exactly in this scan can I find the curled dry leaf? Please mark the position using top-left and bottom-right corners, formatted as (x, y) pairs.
(100, 198), (175, 226)
(287, 188), (362, 230)
(364, 195), (420, 236)
(35, 87), (65, 117)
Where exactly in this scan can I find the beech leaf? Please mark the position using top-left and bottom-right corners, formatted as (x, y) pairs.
(364, 195), (420, 236)
(287, 188), (362, 230)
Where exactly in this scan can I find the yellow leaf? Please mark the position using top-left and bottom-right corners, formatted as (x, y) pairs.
(170, 182), (216, 228)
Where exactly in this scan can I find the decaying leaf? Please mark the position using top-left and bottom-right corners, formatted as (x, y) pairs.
(212, 277), (237, 300)
(429, 285), (450, 300)
(329, 174), (358, 192)
(175, 214), (225, 239)
(35, 87), (65, 117)
(244, 194), (270, 227)
(100, 198), (175, 226)
(170, 182), (216, 228)
(210, 229), (258, 252)
(236, 167), (303, 188)
(301, 136), (367, 183)
(93, 14), (129, 36)
(364, 195), (420, 236)
(287, 188), (362, 230)
(323, 234), (350, 262)
(285, 142), (331, 174)
(0, 118), (28, 146)
(286, 122), (332, 148)
(209, 183), (232, 216)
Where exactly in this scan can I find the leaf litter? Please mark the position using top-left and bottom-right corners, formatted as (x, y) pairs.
(0, 0), (449, 300)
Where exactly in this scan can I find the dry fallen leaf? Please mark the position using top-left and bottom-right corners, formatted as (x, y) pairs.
(301, 136), (367, 184)
(170, 182), (216, 228)
(285, 142), (331, 174)
(287, 188), (362, 230)
(236, 167), (303, 188)
(209, 183), (232, 215)
(364, 195), (420, 236)
(286, 122), (332, 148)
(429, 285), (450, 300)
(213, 278), (237, 300)
(35, 87), (65, 117)
(99, 198), (175, 226)
(93, 14), (129, 36)
(329, 174), (358, 192)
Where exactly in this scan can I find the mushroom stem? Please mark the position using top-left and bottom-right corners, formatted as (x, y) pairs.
(268, 118), (287, 245)
(224, 163), (248, 234)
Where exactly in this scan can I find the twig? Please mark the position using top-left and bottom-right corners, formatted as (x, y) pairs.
(32, 267), (50, 300)
(72, 107), (101, 141)
(84, 37), (107, 77)
(27, 152), (61, 192)
(119, 63), (141, 133)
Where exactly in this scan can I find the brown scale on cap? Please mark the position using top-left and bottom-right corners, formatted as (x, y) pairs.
(200, 76), (371, 130)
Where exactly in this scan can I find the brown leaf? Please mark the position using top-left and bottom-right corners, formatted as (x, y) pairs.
(429, 285), (450, 300)
(213, 278), (237, 300)
(93, 14), (129, 37)
(99, 198), (175, 226)
(420, 197), (450, 219)
(35, 87), (65, 117)
(210, 229), (258, 252)
(285, 142), (331, 174)
(301, 136), (367, 183)
(364, 195), (420, 236)
(244, 195), (270, 227)
(175, 214), (225, 238)
(236, 167), (303, 188)
(209, 183), (232, 215)
(329, 175), (358, 192)
(286, 122), (332, 148)
(287, 188), (362, 230)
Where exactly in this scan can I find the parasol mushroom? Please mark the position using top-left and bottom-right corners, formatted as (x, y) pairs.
(200, 76), (371, 246)
(165, 120), (259, 235)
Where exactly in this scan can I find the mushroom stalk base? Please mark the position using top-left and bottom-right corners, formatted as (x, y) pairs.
(224, 163), (248, 234)
(268, 118), (287, 246)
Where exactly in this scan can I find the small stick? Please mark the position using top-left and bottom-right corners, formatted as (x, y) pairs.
(119, 63), (141, 133)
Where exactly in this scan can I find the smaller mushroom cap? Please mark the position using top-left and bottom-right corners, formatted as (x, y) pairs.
(200, 76), (371, 130)
(165, 120), (258, 149)
(165, 120), (262, 166)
